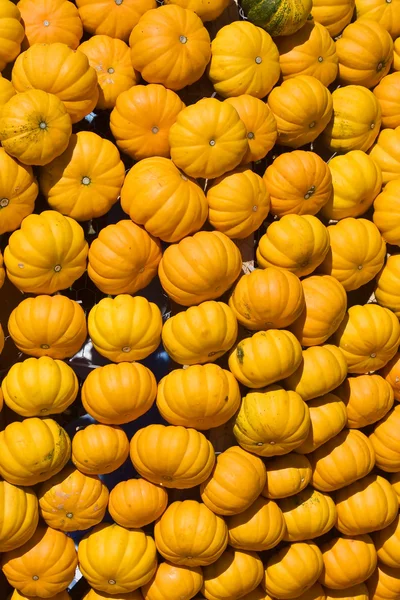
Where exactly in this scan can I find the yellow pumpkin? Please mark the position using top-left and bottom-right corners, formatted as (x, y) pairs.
(72, 424), (129, 475)
(379, 351), (400, 401)
(356, 0), (400, 38)
(10, 589), (72, 600)
(17, 0), (83, 49)
(319, 534), (377, 589)
(0, 149), (38, 235)
(337, 374), (394, 428)
(294, 393), (347, 454)
(370, 405), (400, 472)
(163, 0), (230, 21)
(279, 487), (337, 542)
(389, 472), (400, 504)
(367, 564), (400, 600)
(376, 255), (400, 318)
(0, 0), (24, 70)
(0, 74), (16, 117)
(202, 548), (263, 600)
(108, 478), (168, 530)
(374, 72), (400, 129)
(227, 496), (286, 551)
(395, 37), (400, 69)
(373, 514), (400, 569)
(262, 453), (312, 499)
(325, 584), (369, 600)
(311, 0), (355, 37)
(0, 479), (38, 552)
(370, 125), (400, 184)
(142, 562), (203, 600)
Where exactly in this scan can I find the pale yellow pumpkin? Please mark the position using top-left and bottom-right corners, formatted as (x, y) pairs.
(279, 486), (337, 542)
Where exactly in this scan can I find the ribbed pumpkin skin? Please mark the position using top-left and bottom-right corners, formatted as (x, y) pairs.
(154, 500), (228, 567)
(142, 562), (203, 600)
(324, 584), (369, 600)
(370, 126), (400, 184)
(370, 405), (400, 472)
(367, 564), (400, 600)
(395, 38), (400, 69)
(0, 148), (38, 235)
(164, 0), (230, 21)
(337, 374), (394, 429)
(297, 394), (347, 454)
(0, 0), (24, 70)
(319, 535), (377, 589)
(82, 589), (142, 600)
(76, 0), (156, 41)
(374, 72), (400, 129)
(264, 541), (324, 600)
(0, 480), (38, 552)
(0, 76), (15, 118)
(373, 514), (400, 568)
(200, 446), (266, 516)
(356, 0), (400, 39)
(11, 590), (72, 600)
(202, 548), (263, 600)
(234, 386), (310, 457)
(18, 0), (83, 49)
(231, 586), (274, 600)
(108, 479), (168, 529)
(311, 0), (355, 37)
(380, 351), (400, 401)
(82, 362), (156, 425)
(334, 304), (400, 374)
(335, 474), (398, 535)
(262, 453), (312, 499)
(156, 364), (240, 430)
(279, 487), (336, 542)
(242, 0), (313, 37)
(38, 466), (108, 532)
(130, 425), (215, 489)
(256, 214), (330, 277)
(78, 523), (157, 594)
(1, 526), (77, 598)
(376, 254), (400, 317)
(389, 472), (400, 505)
(209, 21), (280, 98)
(72, 424), (129, 475)
(1, 357), (78, 417)
(227, 496), (286, 551)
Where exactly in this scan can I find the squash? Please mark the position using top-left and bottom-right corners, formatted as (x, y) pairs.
(158, 231), (242, 307)
(337, 374), (394, 428)
(207, 168), (271, 240)
(268, 75), (333, 148)
(120, 157), (207, 244)
(256, 214), (330, 277)
(200, 446), (266, 516)
(395, 37), (400, 69)
(202, 548), (263, 600)
(373, 514), (400, 569)
(324, 584), (368, 600)
(374, 72), (400, 129)
(82, 590), (142, 600)
(0, 0), (24, 70)
(356, 0), (400, 39)
(280, 487), (336, 542)
(108, 478), (168, 529)
(227, 496), (286, 551)
(8, 295), (87, 359)
(76, 0), (156, 41)
(370, 405), (400, 472)
(319, 534), (377, 589)
(234, 385), (310, 456)
(295, 393), (347, 454)
(163, 0), (230, 21)
(241, 0), (313, 37)
(156, 364), (240, 430)
(388, 469), (400, 503)
(311, 0), (355, 37)
(290, 275), (347, 347)
(39, 131), (125, 222)
(130, 424), (215, 489)
(367, 564), (400, 600)
(11, 590), (71, 600)
(0, 90), (72, 167)
(72, 424), (129, 476)
(229, 267), (305, 331)
(161, 301), (238, 365)
(0, 149), (38, 235)
(280, 584), (325, 600)
(17, 0), (83, 49)
(209, 21), (280, 98)
(0, 480), (38, 553)
(78, 523), (157, 594)
(262, 453), (312, 499)
(1, 526), (77, 598)
(0, 75), (16, 117)
(369, 125), (400, 184)
(38, 466), (108, 532)
(376, 254), (400, 317)
(142, 562), (203, 600)
(380, 351), (400, 400)
(1, 356), (78, 418)
(4, 210), (88, 294)
(88, 295), (163, 363)
(322, 85), (381, 153)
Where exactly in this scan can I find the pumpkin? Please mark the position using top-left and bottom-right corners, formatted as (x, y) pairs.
(108, 478), (168, 529)
(0, 75), (15, 116)
(158, 231), (242, 307)
(241, 0), (313, 37)
(142, 562), (203, 600)
(88, 221), (161, 295)
(367, 564), (400, 600)
(319, 218), (386, 292)
(241, 587), (277, 600)
(1, 356), (78, 417)
(156, 364), (240, 430)
(228, 330), (303, 389)
(334, 304), (400, 374)
(120, 157), (207, 244)
(4, 210), (88, 294)
(319, 535), (377, 589)
(209, 21), (280, 99)
(224, 96), (277, 164)
(88, 295), (163, 362)
(200, 446), (266, 516)
(325, 584), (369, 600)
(337, 374), (394, 429)
(276, 21), (338, 86)
(290, 275), (347, 347)
(335, 474), (398, 535)
(264, 541), (324, 599)
(281, 584), (325, 600)
(78, 523), (157, 594)
(374, 72), (400, 129)
(234, 385), (310, 457)
(0, 251), (4, 289)
(38, 465), (108, 532)
(0, 480), (38, 553)
(169, 97), (248, 179)
(110, 84), (185, 161)
(163, 0), (230, 21)
(1, 526), (77, 598)
(283, 344), (348, 402)
(389, 472), (400, 505)
(373, 514), (400, 569)
(0, 90), (72, 167)
(322, 151), (382, 220)
(11, 590), (72, 600)
(17, 0), (83, 49)
(130, 424), (215, 489)
(227, 496), (286, 551)
(279, 487), (336, 542)
(395, 37), (400, 69)
(207, 168), (271, 239)
(39, 131), (125, 222)
(0, 149), (38, 235)
(295, 393), (347, 454)
(311, 0), (355, 37)
(370, 126), (400, 184)
(76, 0), (156, 41)
(370, 405), (400, 472)
(380, 352), (400, 400)
(0, 0), (24, 70)
(262, 453), (312, 499)
(356, 0), (400, 39)
(82, 592), (142, 600)
(161, 301), (238, 365)
(264, 151), (333, 218)
(72, 424), (129, 476)
(8, 295), (87, 359)
(202, 548), (263, 600)
(376, 255), (400, 317)
(256, 214), (330, 277)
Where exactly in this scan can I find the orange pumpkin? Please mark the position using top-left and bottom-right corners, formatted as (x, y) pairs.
(376, 254), (400, 317)
(356, 0), (400, 39)
(11, 589), (72, 600)
(388, 470), (399, 500)
(0, 149), (38, 235)
(374, 72), (400, 129)
(370, 125), (400, 184)
(76, 0), (156, 41)
(279, 486), (336, 542)
(262, 453), (312, 499)
(311, 0), (355, 37)
(395, 37), (400, 69)
(295, 393), (347, 454)
(0, 75), (16, 117)
(17, 0), (83, 49)
(142, 562), (203, 600)
(370, 405), (400, 472)
(82, 591), (141, 600)
(367, 564), (400, 600)
(227, 496), (286, 552)
(280, 584), (325, 600)
(0, 480), (38, 553)
(72, 424), (129, 475)
(164, 0), (230, 20)
(319, 534), (377, 589)
(0, 0), (24, 70)
(202, 548), (263, 600)
(380, 351), (400, 401)
(373, 514), (400, 569)
(337, 374), (394, 428)
(325, 584), (369, 600)
(108, 478), (168, 529)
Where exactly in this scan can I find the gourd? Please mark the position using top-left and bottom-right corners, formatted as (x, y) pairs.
(0, 0), (24, 70)
(72, 424), (130, 475)
(0, 480), (39, 552)
(325, 584), (369, 600)
(17, 0), (83, 49)
(262, 453), (312, 499)
(295, 393), (347, 454)
(202, 548), (263, 600)
(311, 0), (355, 37)
(356, 0), (400, 39)
(142, 562), (203, 600)
(108, 479), (168, 529)
(0, 75), (15, 116)
(318, 534), (377, 589)
(367, 564), (400, 600)
(163, 0), (231, 21)
(0, 149), (38, 235)
(372, 514), (400, 569)
(380, 352), (400, 400)
(375, 254), (400, 317)
(241, 0), (313, 37)
(373, 72), (400, 129)
(227, 496), (286, 551)
(280, 487), (336, 543)
(369, 405), (400, 472)
(369, 126), (400, 184)
(337, 374), (394, 428)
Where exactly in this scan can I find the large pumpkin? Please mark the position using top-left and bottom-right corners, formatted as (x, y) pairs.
(380, 351), (400, 400)
(163, 0), (230, 21)
(202, 548), (263, 600)
(0, 149), (38, 235)
(370, 405), (400, 472)
(227, 496), (286, 551)
(0, 480), (38, 552)
(356, 0), (400, 39)
(72, 424), (129, 475)
(373, 72), (400, 129)
(262, 453), (312, 499)
(337, 374), (394, 429)
(279, 487), (336, 542)
(319, 534), (377, 589)
(311, 0), (355, 37)
(17, 0), (83, 48)
(373, 514), (400, 569)
(241, 0), (313, 37)
(367, 564), (400, 600)
(376, 255), (400, 317)
(108, 478), (168, 529)
(0, 0), (24, 70)
(295, 393), (347, 454)
(142, 562), (203, 600)
(370, 126), (400, 184)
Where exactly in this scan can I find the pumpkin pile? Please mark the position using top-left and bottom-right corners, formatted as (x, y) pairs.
(3, 0), (400, 599)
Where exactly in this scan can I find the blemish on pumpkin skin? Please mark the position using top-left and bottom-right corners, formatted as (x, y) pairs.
(236, 346), (245, 364)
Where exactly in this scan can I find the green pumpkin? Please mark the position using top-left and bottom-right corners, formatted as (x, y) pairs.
(241, 0), (313, 37)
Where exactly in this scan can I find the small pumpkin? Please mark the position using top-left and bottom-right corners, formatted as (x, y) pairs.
(374, 72), (400, 129)
(82, 591), (141, 600)
(202, 548), (263, 600)
(0, 75), (16, 117)
(0, 480), (38, 553)
(227, 496), (286, 552)
(367, 564), (400, 600)
(395, 37), (400, 69)
(279, 487), (336, 542)
(241, 0), (313, 37)
(142, 562), (203, 600)
(295, 392), (347, 454)
(325, 584), (369, 600)
(337, 374), (394, 429)
(370, 405), (400, 472)
(17, 0), (83, 49)
(0, 149), (38, 235)
(0, 0), (24, 70)
(379, 351), (400, 401)
(370, 125), (400, 184)
(262, 453), (312, 499)
(163, 0), (230, 21)
(356, 0), (400, 39)
(108, 478), (168, 529)
(11, 589), (72, 600)
(376, 254), (400, 317)
(373, 514), (400, 569)
(319, 534), (377, 589)
(311, 0), (355, 37)
(72, 424), (129, 476)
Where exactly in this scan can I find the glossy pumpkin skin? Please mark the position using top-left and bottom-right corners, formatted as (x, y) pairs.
(108, 478), (168, 529)
(227, 496), (286, 551)
(262, 453), (312, 499)
(337, 374), (394, 429)
(1, 356), (78, 418)
(295, 392), (347, 454)
(395, 38), (400, 69)
(11, 589), (72, 600)
(373, 514), (400, 569)
(242, 0), (313, 37)
(370, 126), (400, 186)
(72, 424), (129, 475)
(38, 465), (109, 532)
(376, 255), (400, 318)
(0, 0), (24, 70)
(17, 0), (83, 49)
(257, 214), (330, 277)
(356, 0), (400, 39)
(209, 21), (280, 98)
(367, 564), (400, 600)
(4, 210), (88, 294)
(0, 149), (38, 235)
(88, 295), (163, 363)
(374, 72), (400, 129)
(0, 90), (72, 167)
(325, 584), (369, 600)
(161, 301), (238, 365)
(279, 487), (336, 542)
(370, 405), (400, 472)
(8, 295), (87, 359)
(78, 523), (157, 594)
(200, 446), (266, 516)
(311, 0), (355, 37)
(142, 562), (203, 600)
(169, 98), (248, 179)
(380, 351), (400, 401)
(319, 534), (377, 589)
(163, 0), (230, 20)
(202, 548), (263, 600)
(0, 75), (16, 116)
(0, 480), (38, 553)
(39, 131), (125, 222)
